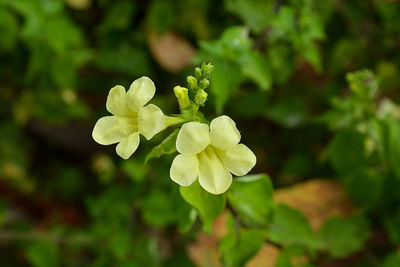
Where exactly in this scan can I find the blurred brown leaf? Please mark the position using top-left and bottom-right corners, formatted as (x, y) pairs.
(147, 31), (196, 73)
(65, 0), (91, 10)
(275, 179), (354, 231)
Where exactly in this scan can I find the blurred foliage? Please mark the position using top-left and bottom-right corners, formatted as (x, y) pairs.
(1, 0), (400, 266)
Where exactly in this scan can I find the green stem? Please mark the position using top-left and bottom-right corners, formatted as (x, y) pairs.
(192, 104), (199, 120)
(164, 116), (188, 128)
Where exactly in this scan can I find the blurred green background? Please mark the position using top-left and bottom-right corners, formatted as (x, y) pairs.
(1, 0), (400, 266)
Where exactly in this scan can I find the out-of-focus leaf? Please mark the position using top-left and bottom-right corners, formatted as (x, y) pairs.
(270, 7), (296, 40)
(219, 212), (266, 267)
(96, 43), (151, 76)
(199, 26), (252, 59)
(141, 189), (178, 227)
(146, 0), (175, 33)
(383, 251), (400, 267)
(44, 17), (84, 53)
(328, 130), (367, 174)
(388, 119), (400, 180)
(97, 1), (136, 34)
(275, 245), (308, 267)
(131, 237), (161, 266)
(0, 7), (18, 50)
(266, 98), (308, 128)
(384, 209), (400, 243)
(299, 41), (322, 73)
(48, 165), (84, 199)
(319, 215), (370, 257)
(121, 160), (149, 182)
(25, 241), (60, 267)
(346, 69), (378, 101)
(227, 174), (274, 227)
(110, 229), (132, 261)
(65, 0), (91, 10)
(225, 0), (272, 33)
(180, 181), (225, 232)
(145, 129), (179, 163)
(147, 31), (196, 73)
(239, 51), (272, 91)
(343, 168), (384, 210)
(165, 247), (196, 267)
(229, 90), (269, 118)
(177, 206), (197, 233)
(209, 60), (243, 112)
(268, 204), (320, 249)
(328, 39), (364, 74)
(267, 45), (294, 84)
(374, 1), (400, 33)
(274, 179), (354, 231)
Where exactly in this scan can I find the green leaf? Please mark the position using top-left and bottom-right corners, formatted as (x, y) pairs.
(110, 230), (132, 261)
(383, 251), (400, 267)
(199, 26), (252, 59)
(267, 44), (294, 84)
(384, 209), (400, 243)
(343, 168), (384, 210)
(96, 43), (151, 76)
(346, 69), (378, 101)
(266, 98), (308, 128)
(209, 60), (243, 113)
(388, 119), (400, 180)
(0, 7), (19, 51)
(239, 51), (272, 91)
(299, 41), (322, 73)
(227, 174), (274, 227)
(328, 130), (367, 174)
(276, 245), (308, 267)
(225, 0), (273, 33)
(268, 204), (319, 249)
(270, 6), (296, 40)
(145, 129), (179, 163)
(26, 241), (60, 267)
(97, 0), (136, 34)
(179, 181), (226, 232)
(219, 213), (266, 267)
(319, 215), (370, 257)
(141, 189), (177, 227)
(121, 160), (149, 183)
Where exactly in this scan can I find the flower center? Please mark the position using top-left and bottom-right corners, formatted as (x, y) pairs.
(118, 115), (139, 134)
(197, 145), (223, 166)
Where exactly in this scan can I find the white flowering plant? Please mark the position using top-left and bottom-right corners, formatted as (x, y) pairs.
(92, 63), (270, 232)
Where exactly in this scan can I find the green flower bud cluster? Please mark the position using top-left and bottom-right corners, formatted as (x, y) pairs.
(187, 62), (214, 106)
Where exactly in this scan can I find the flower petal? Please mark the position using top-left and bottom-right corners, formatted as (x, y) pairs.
(106, 85), (130, 116)
(210, 115), (241, 150)
(170, 154), (199, 186)
(138, 104), (165, 140)
(126, 76), (156, 112)
(92, 116), (138, 145)
(116, 132), (140, 159)
(198, 147), (232, 194)
(176, 122), (210, 154)
(217, 144), (256, 176)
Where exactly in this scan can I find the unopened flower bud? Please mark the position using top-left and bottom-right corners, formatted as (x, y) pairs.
(174, 86), (190, 108)
(201, 63), (214, 79)
(199, 79), (210, 89)
(194, 89), (208, 105)
(195, 67), (202, 80)
(187, 76), (198, 91)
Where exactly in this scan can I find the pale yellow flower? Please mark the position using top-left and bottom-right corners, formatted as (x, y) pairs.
(92, 77), (164, 159)
(170, 116), (256, 194)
